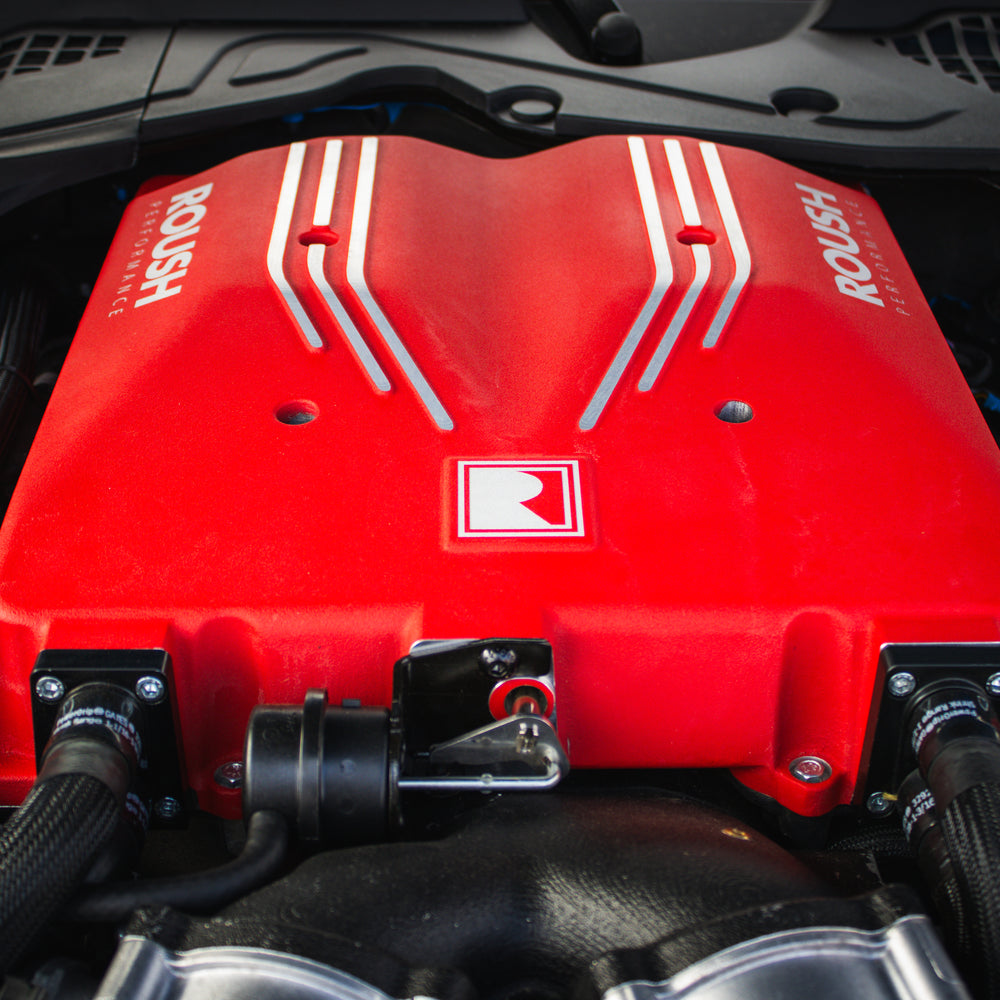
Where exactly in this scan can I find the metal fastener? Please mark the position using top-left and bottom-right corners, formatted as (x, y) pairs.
(214, 761), (244, 789)
(135, 675), (166, 704)
(867, 791), (894, 816)
(34, 675), (65, 703)
(987, 673), (1000, 698)
(154, 796), (182, 821)
(888, 672), (916, 698)
(516, 720), (539, 754)
(480, 647), (518, 679)
(789, 756), (832, 784)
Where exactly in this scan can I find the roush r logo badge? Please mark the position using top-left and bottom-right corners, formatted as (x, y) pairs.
(457, 461), (585, 538)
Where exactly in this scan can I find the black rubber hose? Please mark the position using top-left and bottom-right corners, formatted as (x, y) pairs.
(64, 810), (289, 923)
(0, 774), (119, 975)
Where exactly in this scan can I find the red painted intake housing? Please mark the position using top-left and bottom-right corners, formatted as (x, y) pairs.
(0, 134), (998, 818)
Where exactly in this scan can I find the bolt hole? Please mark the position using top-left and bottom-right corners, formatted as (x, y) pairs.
(677, 225), (716, 245)
(299, 226), (339, 247)
(509, 98), (557, 124)
(490, 86), (562, 125)
(715, 400), (754, 423)
(770, 87), (839, 118)
(275, 400), (318, 425)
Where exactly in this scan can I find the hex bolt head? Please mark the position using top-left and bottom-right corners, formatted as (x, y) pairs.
(867, 791), (894, 816)
(214, 761), (244, 789)
(480, 647), (518, 679)
(154, 796), (182, 821)
(888, 672), (916, 698)
(789, 756), (832, 783)
(34, 675), (65, 704)
(135, 675), (166, 705)
(987, 673), (1000, 697)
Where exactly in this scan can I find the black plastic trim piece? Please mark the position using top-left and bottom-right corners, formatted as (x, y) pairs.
(2, 15), (1000, 218)
(815, 0), (1000, 33)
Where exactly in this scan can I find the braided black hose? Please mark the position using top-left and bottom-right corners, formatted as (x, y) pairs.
(906, 681), (1000, 998)
(829, 827), (912, 857)
(897, 770), (967, 954)
(926, 846), (969, 956)
(0, 773), (119, 975)
(940, 783), (1000, 999)
(928, 834), (970, 958)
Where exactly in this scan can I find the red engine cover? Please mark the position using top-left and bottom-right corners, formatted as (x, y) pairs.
(1, 134), (998, 817)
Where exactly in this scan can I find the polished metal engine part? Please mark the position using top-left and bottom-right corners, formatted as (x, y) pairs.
(94, 939), (398, 1000)
(93, 916), (968, 1000)
(604, 916), (970, 1000)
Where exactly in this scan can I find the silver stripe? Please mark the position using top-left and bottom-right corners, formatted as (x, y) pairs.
(346, 137), (454, 431)
(639, 140), (712, 390)
(267, 142), (324, 349)
(666, 138), (702, 226)
(579, 136), (672, 431)
(306, 140), (391, 391)
(699, 142), (751, 349)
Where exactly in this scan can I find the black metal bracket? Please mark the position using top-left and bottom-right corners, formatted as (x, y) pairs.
(392, 637), (554, 757)
(860, 643), (1000, 811)
(30, 648), (188, 825)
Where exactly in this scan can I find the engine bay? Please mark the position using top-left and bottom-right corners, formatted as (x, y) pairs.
(2, 6), (1000, 1000)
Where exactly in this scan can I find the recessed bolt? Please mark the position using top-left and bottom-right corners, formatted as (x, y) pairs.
(480, 647), (518, 679)
(135, 675), (166, 704)
(214, 761), (244, 789)
(888, 672), (916, 698)
(34, 675), (65, 704)
(867, 791), (894, 816)
(789, 756), (832, 783)
(154, 796), (182, 821)
(987, 674), (1000, 697)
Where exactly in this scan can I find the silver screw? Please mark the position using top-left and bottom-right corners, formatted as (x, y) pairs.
(867, 791), (894, 816)
(789, 756), (832, 783)
(34, 675), (65, 703)
(214, 761), (244, 789)
(516, 720), (539, 755)
(987, 674), (1000, 697)
(888, 672), (916, 698)
(480, 647), (518, 678)
(154, 796), (181, 821)
(135, 675), (166, 704)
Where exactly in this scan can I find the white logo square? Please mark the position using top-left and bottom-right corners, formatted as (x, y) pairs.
(457, 460), (585, 538)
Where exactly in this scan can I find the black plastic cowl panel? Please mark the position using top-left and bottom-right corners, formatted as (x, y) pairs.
(0, 25), (169, 216)
(138, 17), (1000, 169)
(2, 11), (1000, 217)
(815, 0), (1000, 32)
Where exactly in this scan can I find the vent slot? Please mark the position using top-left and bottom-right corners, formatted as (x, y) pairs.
(0, 31), (126, 82)
(878, 14), (1000, 92)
